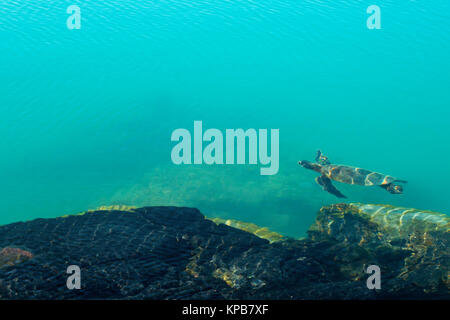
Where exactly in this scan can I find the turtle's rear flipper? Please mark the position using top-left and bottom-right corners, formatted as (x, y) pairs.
(315, 175), (347, 198)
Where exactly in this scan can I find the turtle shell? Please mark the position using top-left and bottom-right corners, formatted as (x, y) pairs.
(322, 165), (396, 186)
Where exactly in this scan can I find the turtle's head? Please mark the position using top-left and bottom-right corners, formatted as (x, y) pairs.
(386, 183), (403, 194)
(298, 160), (322, 173)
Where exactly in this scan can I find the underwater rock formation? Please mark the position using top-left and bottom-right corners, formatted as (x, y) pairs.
(0, 204), (447, 299)
(0, 247), (33, 269)
(208, 217), (285, 243)
(309, 203), (449, 297)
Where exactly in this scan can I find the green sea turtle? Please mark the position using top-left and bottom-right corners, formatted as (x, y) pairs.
(299, 151), (407, 198)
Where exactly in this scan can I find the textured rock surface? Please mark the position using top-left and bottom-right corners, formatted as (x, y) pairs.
(0, 204), (448, 299)
(0, 247), (33, 269)
(309, 203), (449, 297)
(208, 217), (285, 243)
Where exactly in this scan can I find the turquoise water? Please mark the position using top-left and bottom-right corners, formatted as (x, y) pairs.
(1, 0), (449, 237)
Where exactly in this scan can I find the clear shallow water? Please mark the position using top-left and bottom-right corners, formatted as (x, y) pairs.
(1, 0), (449, 237)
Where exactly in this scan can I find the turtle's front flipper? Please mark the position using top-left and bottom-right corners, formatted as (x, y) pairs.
(315, 175), (347, 198)
(315, 150), (322, 162)
(315, 150), (331, 165)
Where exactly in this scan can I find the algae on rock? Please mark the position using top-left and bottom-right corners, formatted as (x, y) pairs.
(208, 217), (284, 243)
(0, 203), (448, 299)
(309, 203), (449, 295)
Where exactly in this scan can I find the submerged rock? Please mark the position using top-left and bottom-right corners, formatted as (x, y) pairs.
(208, 217), (284, 243)
(0, 247), (33, 269)
(0, 204), (447, 299)
(309, 203), (449, 296)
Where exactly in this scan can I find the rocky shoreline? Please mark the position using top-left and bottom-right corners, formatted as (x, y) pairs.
(0, 204), (448, 299)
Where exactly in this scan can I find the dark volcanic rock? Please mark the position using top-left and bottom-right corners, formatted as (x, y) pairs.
(0, 247), (33, 269)
(0, 205), (448, 299)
